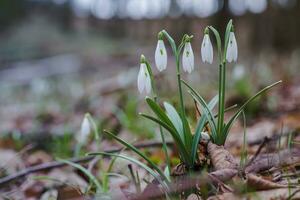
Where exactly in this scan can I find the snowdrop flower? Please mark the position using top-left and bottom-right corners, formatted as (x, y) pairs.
(137, 55), (151, 94)
(77, 115), (91, 144)
(155, 32), (167, 71)
(182, 39), (194, 73)
(201, 28), (213, 64)
(226, 30), (238, 63)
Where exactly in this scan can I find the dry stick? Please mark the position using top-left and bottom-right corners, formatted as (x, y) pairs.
(287, 188), (300, 200)
(244, 137), (270, 170)
(207, 173), (233, 193)
(0, 141), (173, 187)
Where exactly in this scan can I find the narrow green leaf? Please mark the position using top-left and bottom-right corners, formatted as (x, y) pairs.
(181, 79), (217, 135)
(58, 158), (102, 192)
(103, 130), (167, 180)
(191, 94), (219, 164)
(191, 114), (207, 164)
(163, 102), (184, 143)
(140, 113), (191, 165)
(208, 94), (219, 110)
(88, 152), (170, 194)
(146, 97), (177, 130)
(223, 80), (282, 144)
(181, 114), (193, 150)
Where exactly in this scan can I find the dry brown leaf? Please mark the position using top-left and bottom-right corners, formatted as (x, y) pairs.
(245, 148), (300, 174)
(0, 149), (24, 176)
(207, 142), (238, 171)
(246, 173), (288, 191)
(45, 168), (88, 192)
(208, 188), (300, 200)
(57, 186), (84, 200)
(26, 150), (52, 166)
(209, 169), (238, 182)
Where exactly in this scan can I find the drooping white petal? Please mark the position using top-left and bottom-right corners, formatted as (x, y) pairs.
(155, 40), (167, 71)
(137, 63), (151, 94)
(144, 67), (152, 94)
(201, 34), (213, 64)
(137, 63), (146, 93)
(182, 42), (194, 73)
(226, 32), (238, 63)
(78, 116), (90, 143)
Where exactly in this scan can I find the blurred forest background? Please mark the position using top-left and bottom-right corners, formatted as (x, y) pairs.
(0, 0), (300, 154)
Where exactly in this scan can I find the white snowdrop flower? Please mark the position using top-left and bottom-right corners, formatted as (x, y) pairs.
(201, 33), (213, 64)
(137, 62), (151, 94)
(182, 41), (194, 73)
(226, 31), (238, 63)
(78, 115), (91, 144)
(201, 132), (210, 141)
(155, 39), (167, 71)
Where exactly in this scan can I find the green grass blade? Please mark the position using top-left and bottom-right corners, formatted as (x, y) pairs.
(140, 113), (191, 165)
(88, 152), (170, 194)
(103, 130), (167, 180)
(223, 80), (282, 144)
(163, 102), (184, 143)
(57, 158), (102, 192)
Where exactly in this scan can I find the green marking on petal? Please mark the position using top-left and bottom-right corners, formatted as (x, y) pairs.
(186, 51), (190, 57)
(160, 49), (164, 55)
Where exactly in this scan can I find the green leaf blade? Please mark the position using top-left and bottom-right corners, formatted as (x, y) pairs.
(140, 113), (191, 165)
(58, 158), (102, 192)
(103, 130), (167, 180)
(181, 79), (218, 136)
(163, 102), (184, 143)
(223, 80), (282, 144)
(88, 152), (170, 193)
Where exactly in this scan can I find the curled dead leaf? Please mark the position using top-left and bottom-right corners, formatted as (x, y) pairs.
(207, 142), (238, 171)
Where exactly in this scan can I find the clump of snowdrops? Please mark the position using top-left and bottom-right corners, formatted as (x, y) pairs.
(87, 20), (281, 195)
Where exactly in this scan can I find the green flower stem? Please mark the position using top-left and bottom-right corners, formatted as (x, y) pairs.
(217, 61), (226, 144)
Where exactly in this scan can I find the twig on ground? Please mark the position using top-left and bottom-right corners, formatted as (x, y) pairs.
(245, 137), (270, 170)
(287, 188), (300, 200)
(0, 141), (173, 187)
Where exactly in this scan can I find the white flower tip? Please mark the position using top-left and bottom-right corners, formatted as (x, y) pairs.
(226, 32), (238, 63)
(201, 34), (213, 64)
(137, 63), (151, 94)
(79, 116), (91, 143)
(182, 42), (194, 73)
(155, 40), (167, 71)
